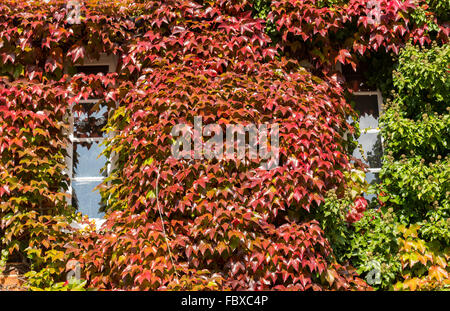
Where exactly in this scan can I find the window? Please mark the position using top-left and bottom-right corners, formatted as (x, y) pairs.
(341, 64), (383, 190)
(350, 90), (383, 186)
(66, 54), (117, 219)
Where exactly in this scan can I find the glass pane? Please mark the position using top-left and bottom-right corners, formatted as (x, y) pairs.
(73, 141), (107, 178)
(366, 172), (380, 185)
(353, 133), (383, 168)
(72, 180), (104, 218)
(74, 103), (108, 138)
(353, 95), (379, 129)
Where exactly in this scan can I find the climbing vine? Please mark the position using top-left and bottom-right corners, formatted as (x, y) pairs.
(0, 0), (448, 291)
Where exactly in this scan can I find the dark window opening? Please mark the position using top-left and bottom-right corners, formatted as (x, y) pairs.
(75, 65), (110, 75)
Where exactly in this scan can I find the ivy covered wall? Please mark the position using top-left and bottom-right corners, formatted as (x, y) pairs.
(0, 0), (448, 291)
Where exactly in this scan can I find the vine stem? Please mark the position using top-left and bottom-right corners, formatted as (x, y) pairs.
(155, 165), (179, 279)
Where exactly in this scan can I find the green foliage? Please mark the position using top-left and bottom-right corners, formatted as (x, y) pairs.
(373, 37), (450, 291)
(382, 105), (449, 161)
(380, 42), (449, 224)
(314, 192), (352, 259)
(25, 268), (87, 291)
(0, 249), (8, 272)
(380, 155), (449, 222)
(392, 43), (450, 118)
(312, 36), (450, 292)
(251, 0), (279, 42)
(425, 0), (450, 22)
(347, 208), (401, 290)
(420, 214), (450, 245)
(310, 169), (368, 258)
(313, 192), (402, 290)
(409, 3), (441, 33)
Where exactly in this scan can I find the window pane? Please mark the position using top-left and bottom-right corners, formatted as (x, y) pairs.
(74, 103), (108, 138)
(352, 95), (379, 129)
(353, 133), (383, 168)
(75, 65), (109, 75)
(72, 180), (104, 218)
(366, 171), (380, 185)
(73, 141), (107, 178)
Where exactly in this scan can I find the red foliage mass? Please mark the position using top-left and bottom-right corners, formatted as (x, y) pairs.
(63, 0), (368, 290)
(269, 0), (449, 72)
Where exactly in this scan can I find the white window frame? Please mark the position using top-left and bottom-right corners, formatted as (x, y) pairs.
(353, 90), (384, 174)
(65, 54), (118, 220)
